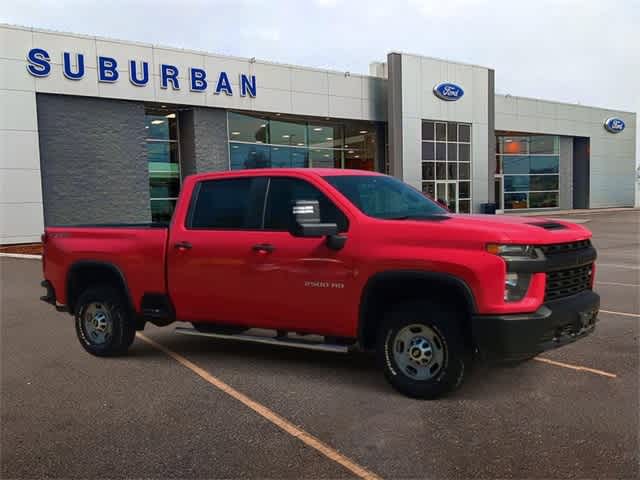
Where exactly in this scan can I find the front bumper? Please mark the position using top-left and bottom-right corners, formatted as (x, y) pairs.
(473, 290), (599, 361)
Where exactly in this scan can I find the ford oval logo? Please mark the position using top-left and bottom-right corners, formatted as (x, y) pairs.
(433, 82), (464, 101)
(604, 117), (625, 133)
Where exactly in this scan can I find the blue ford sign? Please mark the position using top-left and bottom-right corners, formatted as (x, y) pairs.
(604, 117), (625, 133)
(433, 82), (464, 101)
(26, 47), (257, 97)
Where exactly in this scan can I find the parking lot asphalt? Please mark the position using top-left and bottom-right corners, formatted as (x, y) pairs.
(1, 210), (638, 479)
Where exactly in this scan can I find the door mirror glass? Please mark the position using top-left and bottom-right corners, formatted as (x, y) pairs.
(289, 199), (338, 237)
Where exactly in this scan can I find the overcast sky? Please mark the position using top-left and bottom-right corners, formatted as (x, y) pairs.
(3, 0), (639, 163)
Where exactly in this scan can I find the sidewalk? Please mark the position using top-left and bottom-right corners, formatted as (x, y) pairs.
(504, 207), (640, 216)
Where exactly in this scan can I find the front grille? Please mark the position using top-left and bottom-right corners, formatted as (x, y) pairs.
(539, 240), (591, 256)
(545, 263), (593, 301)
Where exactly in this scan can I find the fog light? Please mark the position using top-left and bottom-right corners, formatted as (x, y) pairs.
(504, 272), (531, 302)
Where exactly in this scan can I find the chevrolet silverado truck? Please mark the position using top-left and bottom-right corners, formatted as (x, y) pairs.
(40, 169), (599, 398)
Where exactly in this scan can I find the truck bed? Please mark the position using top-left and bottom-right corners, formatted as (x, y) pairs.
(43, 224), (169, 311)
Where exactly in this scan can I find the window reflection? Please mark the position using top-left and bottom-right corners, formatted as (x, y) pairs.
(228, 112), (377, 171)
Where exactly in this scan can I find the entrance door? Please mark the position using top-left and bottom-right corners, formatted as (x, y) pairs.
(436, 181), (458, 213)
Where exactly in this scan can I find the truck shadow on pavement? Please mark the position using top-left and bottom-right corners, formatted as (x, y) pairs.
(126, 327), (544, 401)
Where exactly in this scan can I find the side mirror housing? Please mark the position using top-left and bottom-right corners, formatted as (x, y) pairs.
(289, 200), (339, 238)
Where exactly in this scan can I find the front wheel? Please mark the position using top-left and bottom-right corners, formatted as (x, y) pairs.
(75, 285), (136, 356)
(377, 300), (468, 399)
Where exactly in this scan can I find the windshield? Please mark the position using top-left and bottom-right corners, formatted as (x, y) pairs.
(323, 175), (447, 219)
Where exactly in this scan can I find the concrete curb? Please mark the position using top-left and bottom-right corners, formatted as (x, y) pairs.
(0, 253), (42, 260)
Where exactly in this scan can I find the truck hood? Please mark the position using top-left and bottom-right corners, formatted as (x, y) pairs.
(439, 214), (592, 244)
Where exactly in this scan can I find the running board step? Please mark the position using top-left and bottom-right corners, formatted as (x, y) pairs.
(174, 327), (350, 353)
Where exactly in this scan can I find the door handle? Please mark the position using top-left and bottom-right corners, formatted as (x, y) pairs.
(252, 243), (275, 254)
(174, 241), (192, 251)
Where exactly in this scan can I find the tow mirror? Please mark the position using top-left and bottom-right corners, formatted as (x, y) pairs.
(289, 200), (339, 238)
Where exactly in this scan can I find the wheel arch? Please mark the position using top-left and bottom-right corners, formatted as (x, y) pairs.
(66, 261), (133, 315)
(358, 270), (477, 351)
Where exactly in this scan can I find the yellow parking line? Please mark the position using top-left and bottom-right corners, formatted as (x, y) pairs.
(600, 309), (640, 318)
(533, 357), (617, 378)
(136, 333), (381, 480)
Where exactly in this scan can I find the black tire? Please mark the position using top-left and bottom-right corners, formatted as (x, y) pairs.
(75, 285), (136, 357)
(377, 300), (469, 399)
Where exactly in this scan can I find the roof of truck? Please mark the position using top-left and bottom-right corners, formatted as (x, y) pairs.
(190, 168), (385, 181)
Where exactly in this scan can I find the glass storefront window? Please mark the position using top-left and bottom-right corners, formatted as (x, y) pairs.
(504, 193), (528, 209)
(496, 134), (560, 210)
(530, 155), (560, 173)
(504, 175), (530, 192)
(146, 109), (180, 222)
(530, 192), (559, 208)
(145, 114), (178, 140)
(230, 143), (271, 169)
(271, 146), (309, 168)
(309, 124), (343, 149)
(228, 112), (377, 171)
(422, 122), (434, 141)
(420, 120), (472, 213)
(270, 120), (307, 147)
(228, 112), (269, 143)
(310, 148), (341, 168)
(458, 144), (470, 162)
(422, 142), (435, 161)
(530, 135), (559, 154)
(503, 156), (530, 175)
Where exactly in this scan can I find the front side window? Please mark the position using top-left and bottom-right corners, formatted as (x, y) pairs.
(188, 178), (264, 229)
(263, 178), (349, 232)
(324, 175), (447, 220)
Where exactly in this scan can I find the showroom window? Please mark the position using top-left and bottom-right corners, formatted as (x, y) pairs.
(421, 121), (472, 213)
(228, 112), (377, 171)
(145, 110), (181, 222)
(496, 135), (559, 210)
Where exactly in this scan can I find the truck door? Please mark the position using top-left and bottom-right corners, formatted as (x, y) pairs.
(167, 176), (268, 325)
(248, 176), (356, 336)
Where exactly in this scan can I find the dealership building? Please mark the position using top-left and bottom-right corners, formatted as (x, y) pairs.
(0, 23), (637, 244)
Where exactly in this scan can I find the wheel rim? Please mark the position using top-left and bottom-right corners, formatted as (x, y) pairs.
(392, 323), (446, 380)
(82, 302), (113, 345)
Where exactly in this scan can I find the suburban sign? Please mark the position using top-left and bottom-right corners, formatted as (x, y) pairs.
(26, 48), (257, 97)
(603, 117), (625, 134)
(433, 82), (464, 101)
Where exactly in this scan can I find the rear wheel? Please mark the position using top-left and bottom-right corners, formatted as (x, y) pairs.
(75, 285), (136, 356)
(377, 300), (468, 399)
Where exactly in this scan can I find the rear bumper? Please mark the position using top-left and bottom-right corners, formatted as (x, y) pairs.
(473, 290), (599, 361)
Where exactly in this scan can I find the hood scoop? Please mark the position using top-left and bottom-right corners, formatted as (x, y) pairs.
(526, 221), (567, 230)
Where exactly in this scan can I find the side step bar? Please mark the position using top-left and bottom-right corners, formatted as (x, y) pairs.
(174, 327), (351, 353)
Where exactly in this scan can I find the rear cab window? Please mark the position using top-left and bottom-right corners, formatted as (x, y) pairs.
(187, 177), (266, 229)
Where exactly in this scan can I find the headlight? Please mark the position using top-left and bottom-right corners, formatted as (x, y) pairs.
(504, 272), (531, 302)
(487, 244), (538, 301)
(486, 244), (539, 259)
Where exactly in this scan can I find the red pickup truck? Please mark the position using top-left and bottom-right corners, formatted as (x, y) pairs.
(41, 169), (599, 398)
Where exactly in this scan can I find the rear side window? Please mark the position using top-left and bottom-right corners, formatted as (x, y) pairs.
(188, 178), (265, 229)
(264, 177), (349, 232)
